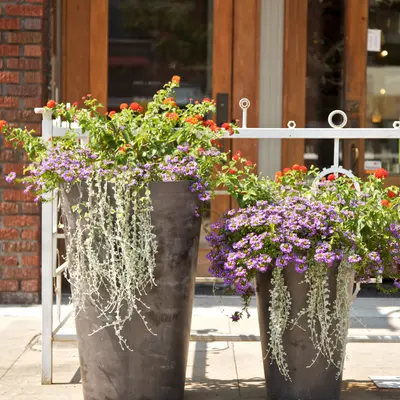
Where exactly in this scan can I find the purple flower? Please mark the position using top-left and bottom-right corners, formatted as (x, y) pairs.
(348, 254), (361, 264)
(5, 172), (16, 183)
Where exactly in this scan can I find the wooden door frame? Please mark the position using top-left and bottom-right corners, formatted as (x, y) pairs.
(281, 0), (369, 173)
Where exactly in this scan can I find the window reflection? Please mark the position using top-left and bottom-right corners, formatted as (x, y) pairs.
(366, 1), (400, 174)
(108, 0), (213, 110)
(304, 0), (345, 170)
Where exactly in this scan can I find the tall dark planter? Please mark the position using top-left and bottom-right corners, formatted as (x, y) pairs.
(256, 263), (353, 400)
(60, 181), (201, 400)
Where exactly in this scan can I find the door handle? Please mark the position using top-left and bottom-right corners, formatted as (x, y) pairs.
(216, 93), (229, 126)
(350, 143), (359, 172)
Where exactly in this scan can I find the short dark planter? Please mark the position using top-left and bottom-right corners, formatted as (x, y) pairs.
(60, 181), (201, 400)
(256, 263), (353, 400)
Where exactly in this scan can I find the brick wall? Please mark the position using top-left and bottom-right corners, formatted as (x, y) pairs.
(0, 0), (51, 304)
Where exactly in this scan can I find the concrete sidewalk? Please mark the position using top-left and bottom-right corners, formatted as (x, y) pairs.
(1, 296), (400, 399)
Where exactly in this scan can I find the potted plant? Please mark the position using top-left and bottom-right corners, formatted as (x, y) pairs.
(2, 77), (236, 400)
(207, 154), (400, 400)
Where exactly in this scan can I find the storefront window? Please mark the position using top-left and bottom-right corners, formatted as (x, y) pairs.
(108, 0), (213, 110)
(366, 1), (400, 174)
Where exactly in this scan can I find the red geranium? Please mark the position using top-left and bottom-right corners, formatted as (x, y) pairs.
(292, 164), (301, 171)
(0, 120), (7, 131)
(300, 166), (307, 173)
(228, 169), (236, 174)
(327, 174), (336, 181)
(46, 100), (56, 109)
(388, 190), (396, 199)
(222, 122), (234, 136)
(120, 103), (128, 110)
(381, 199), (391, 207)
(232, 151), (242, 161)
(283, 168), (291, 174)
(130, 102), (143, 113)
(108, 111), (116, 118)
(374, 168), (388, 179)
(245, 160), (253, 167)
(172, 75), (180, 84)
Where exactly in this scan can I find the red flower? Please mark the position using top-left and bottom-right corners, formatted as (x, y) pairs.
(130, 102), (142, 112)
(87, 93), (92, 97)
(228, 169), (236, 174)
(203, 98), (211, 103)
(222, 122), (234, 136)
(120, 103), (128, 110)
(118, 146), (126, 153)
(388, 190), (396, 199)
(300, 166), (308, 173)
(203, 119), (215, 127)
(245, 160), (253, 167)
(166, 112), (179, 120)
(108, 111), (116, 118)
(292, 164), (301, 171)
(0, 120), (7, 131)
(185, 116), (199, 125)
(163, 97), (176, 106)
(195, 114), (203, 121)
(72, 101), (79, 107)
(381, 199), (391, 207)
(327, 174), (336, 181)
(283, 168), (291, 175)
(232, 151), (242, 161)
(211, 139), (218, 145)
(46, 99), (56, 109)
(198, 148), (204, 153)
(210, 124), (220, 132)
(375, 168), (389, 179)
(172, 75), (180, 84)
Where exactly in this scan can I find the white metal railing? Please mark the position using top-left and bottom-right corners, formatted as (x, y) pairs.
(36, 100), (400, 384)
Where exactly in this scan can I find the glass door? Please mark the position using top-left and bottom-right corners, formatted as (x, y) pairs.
(107, 0), (234, 277)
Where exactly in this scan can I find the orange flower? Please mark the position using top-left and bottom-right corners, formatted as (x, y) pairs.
(381, 199), (391, 207)
(388, 190), (396, 199)
(185, 116), (198, 125)
(163, 97), (176, 106)
(120, 103), (128, 110)
(283, 168), (291, 174)
(172, 75), (180, 84)
(109, 111), (116, 118)
(292, 164), (301, 171)
(299, 165), (308, 173)
(46, 99), (56, 109)
(327, 174), (336, 181)
(195, 114), (203, 121)
(0, 120), (7, 131)
(166, 112), (179, 120)
(375, 168), (388, 179)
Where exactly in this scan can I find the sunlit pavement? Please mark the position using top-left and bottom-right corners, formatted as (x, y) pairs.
(1, 296), (400, 399)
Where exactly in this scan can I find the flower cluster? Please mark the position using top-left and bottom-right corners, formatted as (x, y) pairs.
(3, 77), (236, 204)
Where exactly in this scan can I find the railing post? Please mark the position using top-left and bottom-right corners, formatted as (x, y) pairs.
(40, 110), (54, 384)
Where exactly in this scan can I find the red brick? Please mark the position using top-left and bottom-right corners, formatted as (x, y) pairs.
(0, 18), (20, 30)
(3, 110), (41, 122)
(4, 241), (39, 252)
(7, 85), (41, 97)
(4, 215), (40, 227)
(7, 32), (42, 44)
(24, 71), (42, 83)
(21, 229), (39, 240)
(7, 58), (41, 70)
(2, 267), (40, 279)
(3, 189), (36, 202)
(0, 72), (19, 83)
(3, 163), (26, 175)
(0, 203), (19, 214)
(0, 228), (19, 240)
(21, 202), (39, 214)
(5, 5), (43, 17)
(0, 280), (18, 292)
(0, 97), (19, 108)
(21, 255), (39, 267)
(0, 150), (18, 162)
(24, 45), (42, 57)
(0, 256), (18, 267)
(24, 123), (41, 132)
(23, 98), (42, 109)
(23, 18), (42, 30)
(21, 279), (39, 292)
(0, 45), (19, 56)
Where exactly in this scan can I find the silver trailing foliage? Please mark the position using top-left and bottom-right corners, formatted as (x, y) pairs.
(63, 174), (158, 349)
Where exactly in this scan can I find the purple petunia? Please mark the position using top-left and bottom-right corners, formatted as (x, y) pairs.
(5, 171), (16, 183)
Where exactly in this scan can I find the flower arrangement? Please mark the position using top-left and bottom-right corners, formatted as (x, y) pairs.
(1, 77), (237, 346)
(207, 152), (400, 379)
